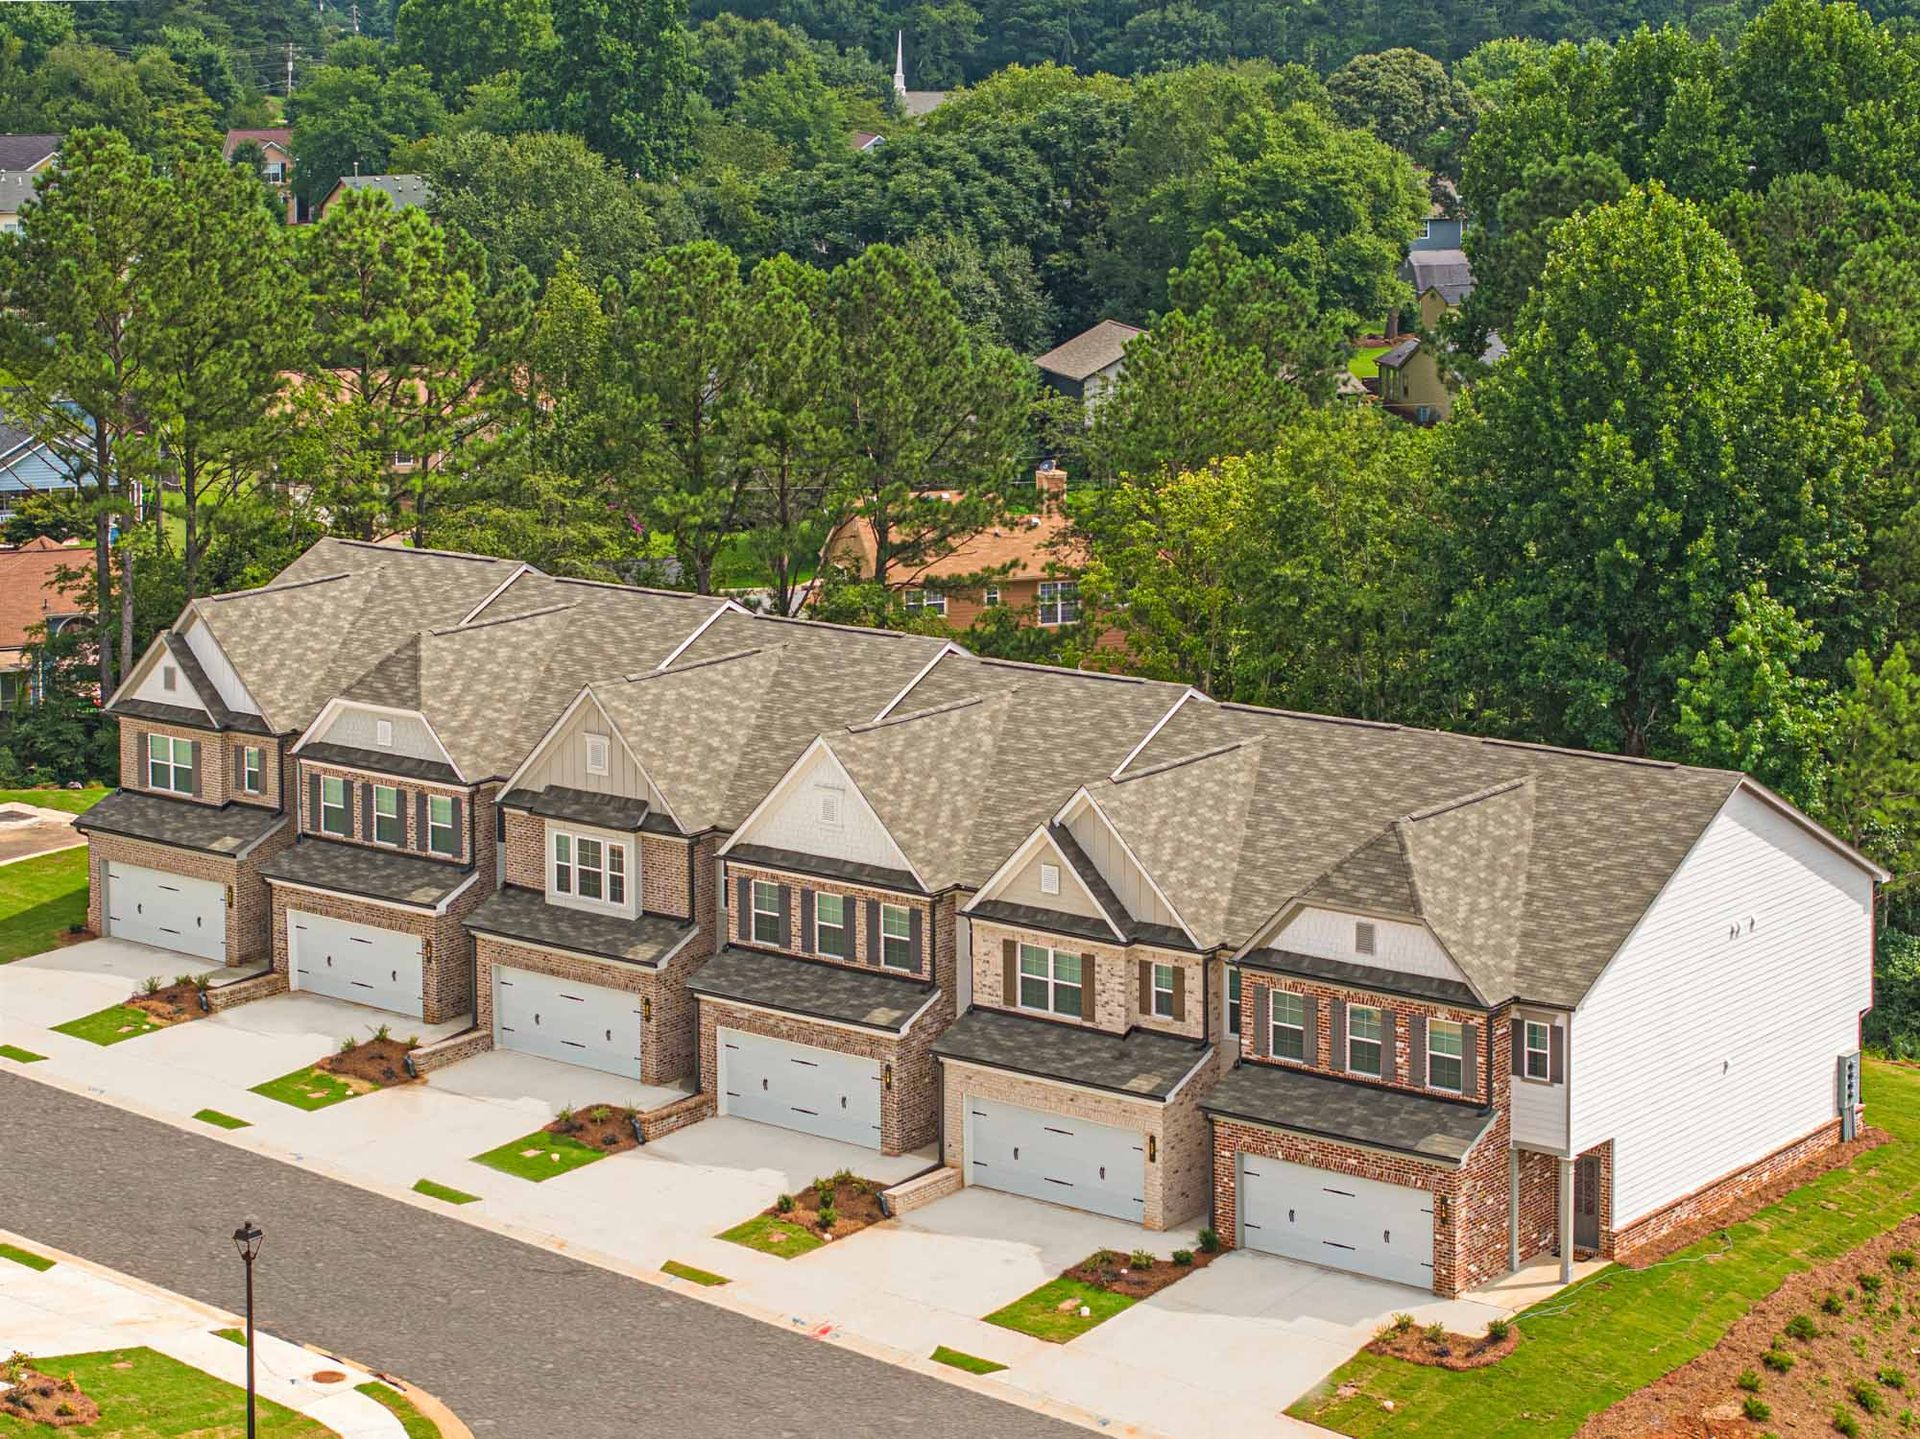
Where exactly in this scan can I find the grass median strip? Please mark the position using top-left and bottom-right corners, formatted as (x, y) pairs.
(211, 1327), (245, 1345)
(51, 1002), (161, 1046)
(0, 1241), (54, 1272)
(469, 1131), (606, 1182)
(0, 1044), (45, 1062)
(984, 1277), (1136, 1343)
(355, 1379), (442, 1439)
(661, 1260), (730, 1287)
(412, 1178), (480, 1205)
(931, 1345), (1008, 1375)
(249, 1065), (360, 1111)
(193, 1108), (251, 1130)
(718, 1212), (825, 1259)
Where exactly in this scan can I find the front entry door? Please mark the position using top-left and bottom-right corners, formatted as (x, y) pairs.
(1574, 1154), (1601, 1251)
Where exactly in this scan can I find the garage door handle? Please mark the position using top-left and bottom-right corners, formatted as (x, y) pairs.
(840, 1097), (847, 1109)
(1012, 1146), (1020, 1160)
(1099, 1166), (1106, 1180)
(761, 1078), (768, 1091)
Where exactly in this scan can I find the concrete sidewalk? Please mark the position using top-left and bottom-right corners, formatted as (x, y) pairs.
(0, 1229), (435, 1437)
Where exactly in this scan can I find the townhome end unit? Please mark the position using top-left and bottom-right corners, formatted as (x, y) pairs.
(78, 539), (1882, 1298)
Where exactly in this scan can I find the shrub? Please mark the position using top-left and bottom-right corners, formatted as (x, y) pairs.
(1764, 1349), (1797, 1373)
(1172, 1250), (1194, 1266)
(192, 972), (210, 992)
(1743, 1395), (1772, 1422)
(1854, 1379), (1886, 1414)
(1091, 1248), (1119, 1268)
(1862, 1273), (1886, 1295)
(1738, 1369), (1763, 1392)
(337, 1035), (358, 1053)
(1833, 1406), (1860, 1436)
(142, 976), (160, 995)
(1198, 1227), (1221, 1253)
(1424, 1322), (1448, 1345)
(1129, 1249), (1156, 1270)
(1390, 1313), (1416, 1335)
(816, 1205), (838, 1232)
(371, 1023), (391, 1042)
(1823, 1292), (1847, 1316)
(173, 973), (194, 987)
(554, 1105), (574, 1130)
(1486, 1318), (1510, 1342)
(589, 1106), (610, 1122)
(1880, 1366), (1908, 1390)
(1891, 1250), (1917, 1273)
(1787, 1314), (1820, 1341)
(774, 1193), (794, 1213)
(54, 1402), (74, 1418)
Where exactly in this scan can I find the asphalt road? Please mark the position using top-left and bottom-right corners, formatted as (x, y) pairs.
(0, 1074), (1088, 1439)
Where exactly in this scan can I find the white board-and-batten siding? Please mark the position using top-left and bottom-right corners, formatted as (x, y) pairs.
(520, 700), (669, 811)
(182, 618), (261, 716)
(1568, 787), (1873, 1228)
(1064, 807), (1181, 931)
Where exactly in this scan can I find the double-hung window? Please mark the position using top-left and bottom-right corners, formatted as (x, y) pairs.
(1018, 944), (1082, 1017)
(880, 904), (913, 969)
(1347, 1005), (1384, 1076)
(1037, 581), (1080, 626)
(1524, 1020), (1552, 1081)
(147, 734), (194, 793)
(814, 893), (850, 958)
(1150, 963), (1176, 1018)
(1225, 963), (1242, 1036)
(319, 775), (349, 835)
(1427, 1019), (1464, 1092)
(554, 830), (625, 905)
(426, 795), (457, 855)
(751, 880), (783, 945)
(904, 588), (947, 617)
(240, 746), (263, 794)
(372, 785), (403, 846)
(1271, 990), (1306, 1062)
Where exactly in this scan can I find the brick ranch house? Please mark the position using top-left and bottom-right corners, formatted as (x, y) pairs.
(76, 538), (1881, 1298)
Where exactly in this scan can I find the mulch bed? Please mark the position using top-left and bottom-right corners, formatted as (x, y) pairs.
(1616, 1128), (1889, 1269)
(128, 980), (208, 1026)
(1065, 1245), (1220, 1300)
(1366, 1321), (1521, 1370)
(318, 1037), (418, 1089)
(547, 1104), (641, 1155)
(1579, 1212), (1920, 1439)
(769, 1173), (889, 1240)
(0, 1363), (101, 1427)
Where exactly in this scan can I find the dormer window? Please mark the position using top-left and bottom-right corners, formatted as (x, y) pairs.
(1355, 921), (1377, 956)
(375, 719), (393, 748)
(585, 733), (609, 775)
(1038, 862), (1060, 895)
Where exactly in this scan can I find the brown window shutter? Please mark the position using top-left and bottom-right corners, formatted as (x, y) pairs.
(1549, 1022), (1565, 1083)
(1302, 994), (1319, 1064)
(1409, 1013), (1427, 1084)
(415, 791), (428, 850)
(1331, 1000), (1347, 1068)
(865, 899), (880, 966)
(1002, 938), (1017, 1004)
(1171, 964), (1185, 1021)
(800, 888), (814, 953)
(361, 783), (374, 838)
(1136, 959), (1152, 1015)
(342, 780), (356, 838)
(909, 905), (924, 973)
(736, 875), (750, 942)
(1381, 1010), (1398, 1080)
(449, 794), (463, 855)
(1462, 1021), (1479, 1095)
(308, 772), (320, 831)
(1253, 985), (1271, 1058)
(1079, 953), (1096, 1021)
(189, 740), (202, 797)
(1510, 1014), (1524, 1074)
(778, 885), (793, 946)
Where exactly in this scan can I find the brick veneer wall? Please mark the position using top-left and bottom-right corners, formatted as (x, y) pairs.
(697, 996), (942, 1155)
(118, 719), (284, 814)
(724, 860), (944, 985)
(1611, 1120), (1841, 1262)
(501, 809), (693, 920)
(268, 884), (477, 1024)
(941, 1058), (1217, 1229)
(503, 809), (543, 889)
(968, 918), (1206, 1040)
(86, 824), (293, 967)
(296, 758), (475, 865)
(883, 1166), (963, 1215)
(1515, 1147), (1561, 1265)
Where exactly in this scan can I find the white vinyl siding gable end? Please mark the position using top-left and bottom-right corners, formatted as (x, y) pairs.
(1567, 787), (1874, 1229)
(733, 746), (914, 876)
(1271, 906), (1470, 988)
(313, 705), (447, 765)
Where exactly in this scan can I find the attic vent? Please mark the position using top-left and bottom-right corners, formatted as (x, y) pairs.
(585, 733), (609, 776)
(1038, 862), (1060, 896)
(1355, 921), (1377, 956)
(375, 719), (393, 748)
(161, 665), (176, 691)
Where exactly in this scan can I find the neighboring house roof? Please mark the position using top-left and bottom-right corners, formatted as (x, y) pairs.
(824, 506), (1085, 588)
(262, 837), (473, 908)
(1401, 249), (1474, 306)
(224, 128), (292, 157)
(1376, 336), (1421, 371)
(0, 170), (38, 217)
(327, 173), (431, 210)
(0, 536), (87, 657)
(689, 944), (935, 1032)
(902, 90), (947, 117)
(1034, 320), (1144, 383)
(851, 130), (883, 150)
(0, 134), (59, 171)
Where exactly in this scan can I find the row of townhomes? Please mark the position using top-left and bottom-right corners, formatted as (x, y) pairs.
(78, 539), (1881, 1298)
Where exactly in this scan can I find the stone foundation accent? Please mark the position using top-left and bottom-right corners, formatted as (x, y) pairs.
(1612, 1119), (1841, 1262)
(882, 1165), (962, 1216)
(410, 1025), (491, 1075)
(201, 969), (288, 1012)
(636, 1091), (713, 1141)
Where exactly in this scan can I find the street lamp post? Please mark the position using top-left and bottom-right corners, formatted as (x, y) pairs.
(232, 1219), (264, 1439)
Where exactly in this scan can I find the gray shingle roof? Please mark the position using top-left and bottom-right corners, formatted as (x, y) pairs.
(1034, 320), (1144, 383)
(0, 135), (59, 171)
(1375, 336), (1421, 370)
(299, 741), (460, 785)
(466, 886), (697, 967)
(330, 173), (431, 210)
(688, 945), (934, 1032)
(1244, 949), (1480, 1008)
(262, 838), (472, 908)
(506, 786), (653, 833)
(75, 792), (287, 857)
(935, 1008), (1210, 1099)
(1400, 249), (1474, 305)
(1202, 1061), (1494, 1161)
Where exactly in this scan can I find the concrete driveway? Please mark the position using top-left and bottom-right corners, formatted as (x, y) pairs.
(0, 800), (83, 866)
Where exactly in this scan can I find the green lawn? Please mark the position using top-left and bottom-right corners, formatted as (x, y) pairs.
(0, 1044), (46, 1063)
(984, 1277), (1136, 1343)
(355, 1380), (441, 1439)
(1348, 343), (1394, 379)
(210, 1328), (245, 1346)
(0, 1347), (327, 1437)
(0, 846), (89, 964)
(469, 1131), (606, 1182)
(717, 1212), (825, 1258)
(411, 1177), (479, 1205)
(52, 1002), (162, 1046)
(661, 1259), (730, 1287)
(0, 786), (109, 814)
(248, 1065), (358, 1111)
(1294, 1060), (1920, 1437)
(193, 1109), (250, 1130)
(931, 1345), (1008, 1375)
(0, 1241), (53, 1271)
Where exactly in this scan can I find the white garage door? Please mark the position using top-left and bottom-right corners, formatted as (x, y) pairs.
(493, 965), (642, 1079)
(288, 909), (424, 1019)
(106, 862), (227, 963)
(1239, 1154), (1435, 1289)
(718, 1027), (882, 1149)
(965, 1097), (1146, 1222)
